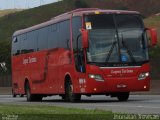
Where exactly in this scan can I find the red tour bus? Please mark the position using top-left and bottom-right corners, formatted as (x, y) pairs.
(12, 8), (157, 102)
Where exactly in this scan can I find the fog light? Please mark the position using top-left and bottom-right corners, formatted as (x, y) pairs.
(94, 88), (97, 91)
(144, 86), (147, 89)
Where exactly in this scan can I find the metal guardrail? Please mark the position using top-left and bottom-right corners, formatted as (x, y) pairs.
(0, 73), (11, 87)
(0, 62), (11, 87)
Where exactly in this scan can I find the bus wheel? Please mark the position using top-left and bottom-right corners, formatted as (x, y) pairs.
(25, 82), (42, 102)
(60, 95), (65, 100)
(12, 90), (17, 98)
(13, 94), (17, 97)
(25, 82), (33, 101)
(20, 94), (24, 97)
(33, 95), (43, 101)
(117, 92), (130, 101)
(65, 80), (81, 102)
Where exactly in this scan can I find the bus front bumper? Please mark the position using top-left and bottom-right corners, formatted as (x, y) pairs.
(77, 76), (150, 94)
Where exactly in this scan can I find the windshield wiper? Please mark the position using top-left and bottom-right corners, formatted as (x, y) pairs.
(105, 41), (117, 62)
(121, 34), (136, 63)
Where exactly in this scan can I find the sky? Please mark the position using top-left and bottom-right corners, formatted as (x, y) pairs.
(0, 0), (59, 10)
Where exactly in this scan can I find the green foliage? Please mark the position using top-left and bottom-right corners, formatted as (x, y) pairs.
(149, 45), (160, 57)
(74, 0), (89, 8)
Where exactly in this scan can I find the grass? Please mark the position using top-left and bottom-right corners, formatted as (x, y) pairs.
(0, 104), (113, 120)
(0, 104), (159, 120)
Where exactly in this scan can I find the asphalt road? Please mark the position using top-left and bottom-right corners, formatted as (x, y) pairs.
(0, 95), (160, 114)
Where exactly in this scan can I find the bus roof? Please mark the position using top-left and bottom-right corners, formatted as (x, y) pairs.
(13, 8), (140, 37)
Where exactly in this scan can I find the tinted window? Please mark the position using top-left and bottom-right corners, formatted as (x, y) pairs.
(58, 20), (70, 49)
(85, 14), (114, 29)
(38, 27), (48, 50)
(26, 31), (38, 53)
(12, 36), (20, 55)
(19, 34), (28, 54)
(72, 17), (82, 51)
(48, 24), (59, 49)
(72, 17), (85, 72)
(116, 14), (144, 29)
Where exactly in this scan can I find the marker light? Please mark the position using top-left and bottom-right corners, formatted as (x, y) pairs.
(138, 72), (150, 80)
(89, 74), (104, 81)
(95, 11), (100, 14)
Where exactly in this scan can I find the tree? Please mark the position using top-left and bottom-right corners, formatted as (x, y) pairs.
(0, 40), (11, 72)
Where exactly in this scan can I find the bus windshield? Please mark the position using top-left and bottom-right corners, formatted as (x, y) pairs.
(85, 14), (149, 66)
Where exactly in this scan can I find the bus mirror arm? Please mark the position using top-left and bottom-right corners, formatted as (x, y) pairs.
(76, 34), (82, 52)
(81, 29), (89, 48)
(145, 28), (157, 47)
(76, 33), (86, 73)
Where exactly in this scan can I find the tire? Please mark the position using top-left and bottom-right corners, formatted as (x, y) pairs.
(25, 82), (33, 101)
(33, 95), (43, 101)
(117, 92), (130, 101)
(12, 93), (17, 98)
(12, 90), (17, 98)
(25, 82), (42, 102)
(20, 94), (24, 97)
(65, 80), (81, 102)
(60, 95), (65, 100)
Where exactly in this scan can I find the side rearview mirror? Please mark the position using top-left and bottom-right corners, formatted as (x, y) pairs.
(81, 29), (89, 48)
(0, 62), (7, 71)
(146, 28), (157, 47)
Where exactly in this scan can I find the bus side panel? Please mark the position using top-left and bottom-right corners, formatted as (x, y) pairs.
(12, 48), (75, 95)
(47, 48), (72, 94)
(12, 50), (49, 94)
(28, 48), (72, 95)
(12, 56), (25, 94)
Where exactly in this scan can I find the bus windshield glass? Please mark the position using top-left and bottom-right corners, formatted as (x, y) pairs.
(85, 14), (148, 66)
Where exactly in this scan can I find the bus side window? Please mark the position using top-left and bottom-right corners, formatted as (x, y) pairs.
(25, 31), (37, 53)
(37, 27), (49, 51)
(48, 24), (58, 49)
(59, 20), (70, 49)
(20, 33), (28, 54)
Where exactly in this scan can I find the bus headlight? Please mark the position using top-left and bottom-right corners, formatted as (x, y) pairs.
(138, 72), (150, 80)
(89, 74), (104, 81)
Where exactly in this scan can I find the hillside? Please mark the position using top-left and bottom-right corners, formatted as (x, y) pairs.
(0, 9), (22, 17)
(84, 0), (160, 17)
(0, 1), (74, 42)
(0, 0), (159, 78)
(0, 0), (160, 42)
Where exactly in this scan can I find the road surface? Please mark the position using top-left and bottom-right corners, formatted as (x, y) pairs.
(0, 95), (160, 114)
